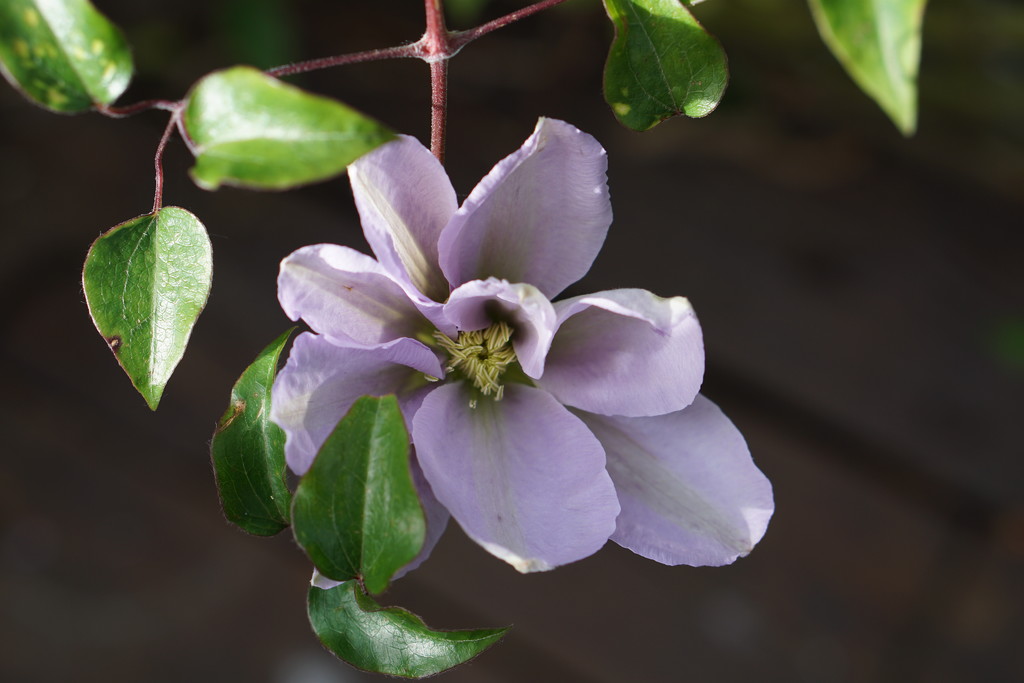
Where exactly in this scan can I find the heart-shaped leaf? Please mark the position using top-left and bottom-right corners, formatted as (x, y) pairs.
(211, 328), (295, 536)
(602, 0), (728, 131)
(292, 395), (425, 595)
(0, 0), (132, 112)
(82, 207), (213, 410)
(182, 66), (395, 190)
(308, 581), (510, 678)
(808, 0), (926, 135)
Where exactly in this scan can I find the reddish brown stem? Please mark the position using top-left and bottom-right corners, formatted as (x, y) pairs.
(266, 44), (421, 78)
(450, 0), (573, 50)
(95, 99), (178, 118)
(429, 60), (449, 164)
(423, 0), (450, 163)
(152, 110), (180, 213)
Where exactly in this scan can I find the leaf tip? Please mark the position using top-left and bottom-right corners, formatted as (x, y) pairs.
(141, 383), (164, 411)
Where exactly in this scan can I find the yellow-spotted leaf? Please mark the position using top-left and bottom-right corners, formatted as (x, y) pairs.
(0, 0), (132, 112)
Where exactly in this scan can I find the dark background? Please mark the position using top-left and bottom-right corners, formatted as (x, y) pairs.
(1, 0), (1021, 681)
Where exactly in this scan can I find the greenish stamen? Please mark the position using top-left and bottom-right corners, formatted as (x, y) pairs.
(435, 321), (517, 401)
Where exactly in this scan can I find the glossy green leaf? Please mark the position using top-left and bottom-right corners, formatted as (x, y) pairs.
(182, 66), (395, 190)
(292, 396), (425, 595)
(602, 0), (728, 130)
(308, 581), (510, 678)
(82, 207), (212, 410)
(211, 328), (295, 536)
(0, 0), (132, 112)
(808, 0), (927, 135)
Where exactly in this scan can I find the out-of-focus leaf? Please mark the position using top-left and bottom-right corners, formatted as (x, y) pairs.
(808, 0), (927, 135)
(446, 0), (491, 26)
(82, 207), (212, 410)
(182, 66), (394, 190)
(0, 0), (132, 112)
(291, 396), (425, 595)
(308, 581), (510, 678)
(602, 0), (728, 130)
(211, 328), (295, 536)
(217, 0), (297, 69)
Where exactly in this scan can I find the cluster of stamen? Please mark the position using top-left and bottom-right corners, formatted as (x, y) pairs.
(434, 322), (517, 401)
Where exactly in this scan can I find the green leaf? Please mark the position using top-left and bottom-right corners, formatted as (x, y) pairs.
(211, 328), (295, 536)
(602, 0), (728, 131)
(808, 0), (927, 135)
(292, 395), (425, 595)
(182, 66), (395, 190)
(308, 581), (510, 678)
(0, 0), (132, 112)
(82, 207), (213, 410)
(446, 0), (491, 26)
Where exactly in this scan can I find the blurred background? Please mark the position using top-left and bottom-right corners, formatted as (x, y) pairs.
(1, 0), (1021, 681)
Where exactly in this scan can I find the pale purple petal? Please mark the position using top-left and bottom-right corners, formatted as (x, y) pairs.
(444, 278), (556, 378)
(349, 135), (457, 301)
(412, 382), (619, 572)
(576, 396), (774, 567)
(438, 118), (612, 298)
(540, 289), (704, 417)
(271, 332), (443, 475)
(279, 244), (453, 344)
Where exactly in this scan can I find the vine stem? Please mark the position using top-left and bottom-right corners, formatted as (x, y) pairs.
(449, 0), (572, 51)
(266, 44), (421, 78)
(152, 108), (181, 213)
(423, 0), (449, 163)
(420, 0), (573, 162)
(101, 0), (572, 204)
(95, 99), (178, 118)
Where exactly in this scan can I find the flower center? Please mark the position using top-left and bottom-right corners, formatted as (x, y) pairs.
(435, 321), (517, 401)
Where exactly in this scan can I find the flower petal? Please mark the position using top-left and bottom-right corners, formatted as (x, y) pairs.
(310, 452), (449, 589)
(576, 396), (774, 567)
(278, 244), (451, 345)
(349, 135), (457, 301)
(412, 382), (619, 572)
(540, 289), (704, 417)
(444, 278), (557, 378)
(271, 332), (443, 475)
(438, 118), (612, 298)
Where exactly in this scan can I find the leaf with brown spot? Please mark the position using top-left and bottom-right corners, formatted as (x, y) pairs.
(83, 207), (212, 410)
(211, 328), (295, 536)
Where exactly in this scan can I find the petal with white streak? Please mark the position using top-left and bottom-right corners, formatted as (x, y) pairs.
(349, 135), (457, 301)
(279, 244), (452, 344)
(577, 396), (774, 567)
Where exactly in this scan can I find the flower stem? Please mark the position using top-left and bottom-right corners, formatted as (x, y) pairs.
(424, 0), (450, 163)
(429, 60), (449, 164)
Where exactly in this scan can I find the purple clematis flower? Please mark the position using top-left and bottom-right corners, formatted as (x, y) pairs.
(271, 118), (773, 575)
